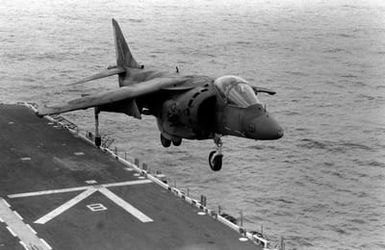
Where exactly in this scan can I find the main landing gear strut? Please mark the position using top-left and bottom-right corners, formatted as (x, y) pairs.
(209, 134), (223, 171)
(94, 108), (102, 147)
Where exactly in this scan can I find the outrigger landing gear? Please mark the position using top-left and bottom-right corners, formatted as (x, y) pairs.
(94, 108), (101, 147)
(209, 134), (223, 171)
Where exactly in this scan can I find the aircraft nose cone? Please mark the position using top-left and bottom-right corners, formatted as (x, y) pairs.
(275, 125), (284, 139)
(248, 113), (284, 140)
(261, 118), (283, 140)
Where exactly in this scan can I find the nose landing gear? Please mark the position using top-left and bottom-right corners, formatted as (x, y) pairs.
(160, 132), (223, 171)
(209, 134), (223, 171)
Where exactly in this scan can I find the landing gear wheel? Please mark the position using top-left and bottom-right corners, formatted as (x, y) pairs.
(172, 138), (182, 146)
(208, 134), (224, 171)
(209, 151), (223, 171)
(160, 134), (171, 148)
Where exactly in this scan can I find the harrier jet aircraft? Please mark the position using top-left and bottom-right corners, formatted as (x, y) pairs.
(38, 19), (283, 171)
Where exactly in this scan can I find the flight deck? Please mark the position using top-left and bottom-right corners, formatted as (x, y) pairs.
(0, 104), (273, 250)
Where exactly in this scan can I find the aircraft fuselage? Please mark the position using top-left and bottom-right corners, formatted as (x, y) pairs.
(121, 66), (283, 142)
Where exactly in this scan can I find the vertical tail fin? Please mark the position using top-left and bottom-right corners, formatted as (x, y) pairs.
(67, 19), (141, 87)
(112, 18), (141, 69)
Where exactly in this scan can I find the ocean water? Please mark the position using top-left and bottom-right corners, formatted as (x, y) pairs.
(1, 0), (385, 249)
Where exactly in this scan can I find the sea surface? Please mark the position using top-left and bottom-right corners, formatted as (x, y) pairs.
(1, 0), (385, 249)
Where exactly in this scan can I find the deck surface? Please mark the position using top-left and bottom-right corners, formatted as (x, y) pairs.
(0, 104), (260, 250)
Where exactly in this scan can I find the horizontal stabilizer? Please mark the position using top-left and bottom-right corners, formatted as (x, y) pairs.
(70, 67), (126, 85)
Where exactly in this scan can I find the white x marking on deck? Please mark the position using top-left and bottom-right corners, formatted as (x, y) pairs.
(8, 179), (153, 224)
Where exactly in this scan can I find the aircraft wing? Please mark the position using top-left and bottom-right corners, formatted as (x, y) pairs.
(38, 76), (190, 116)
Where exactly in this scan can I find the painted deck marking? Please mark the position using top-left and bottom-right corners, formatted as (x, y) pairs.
(0, 198), (51, 249)
(2, 199), (10, 207)
(85, 180), (97, 184)
(13, 211), (23, 220)
(87, 203), (107, 212)
(8, 186), (92, 198)
(8, 179), (152, 198)
(26, 224), (37, 234)
(40, 238), (52, 250)
(99, 187), (153, 223)
(7, 226), (17, 237)
(19, 241), (28, 250)
(8, 180), (153, 224)
(104, 179), (151, 188)
(35, 188), (97, 224)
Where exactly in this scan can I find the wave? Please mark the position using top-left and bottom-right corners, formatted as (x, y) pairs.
(127, 18), (143, 23)
(357, 93), (376, 101)
(354, 159), (385, 169)
(337, 33), (354, 38)
(324, 48), (348, 53)
(298, 138), (330, 150)
(284, 71), (308, 77)
(281, 110), (300, 116)
(338, 142), (372, 151)
(298, 139), (373, 154)
(329, 225), (349, 235)
(340, 74), (358, 78)
(276, 198), (294, 204)
(287, 236), (314, 247)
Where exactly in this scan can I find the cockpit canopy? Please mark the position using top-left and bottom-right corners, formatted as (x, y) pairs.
(214, 75), (261, 108)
